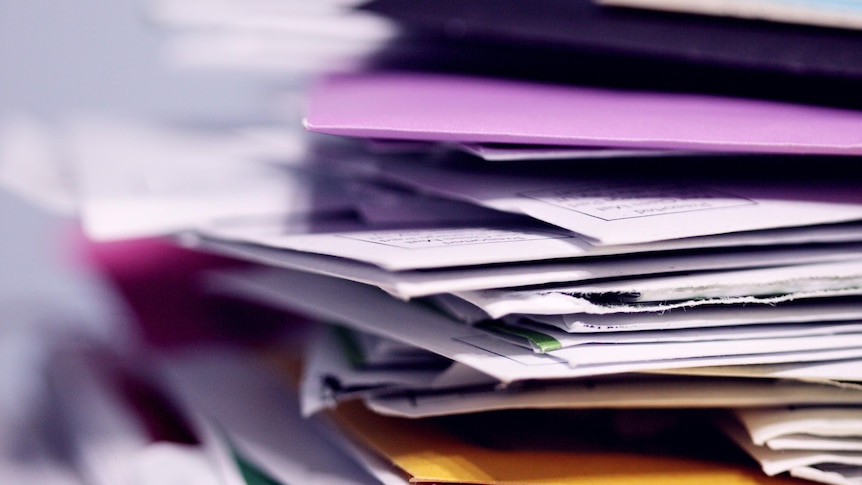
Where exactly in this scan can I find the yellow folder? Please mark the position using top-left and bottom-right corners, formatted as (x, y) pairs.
(328, 401), (807, 485)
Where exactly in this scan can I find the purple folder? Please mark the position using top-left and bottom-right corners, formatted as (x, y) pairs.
(304, 72), (862, 155)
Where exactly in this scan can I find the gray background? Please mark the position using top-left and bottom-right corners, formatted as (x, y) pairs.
(0, 3), (276, 479)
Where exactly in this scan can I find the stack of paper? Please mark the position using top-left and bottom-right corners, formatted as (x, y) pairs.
(28, 0), (862, 484)
(727, 406), (862, 484)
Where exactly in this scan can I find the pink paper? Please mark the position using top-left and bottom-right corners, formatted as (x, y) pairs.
(305, 72), (862, 155)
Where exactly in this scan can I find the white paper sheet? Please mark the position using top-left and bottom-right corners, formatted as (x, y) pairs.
(203, 267), (571, 383)
(203, 267), (862, 382)
(454, 262), (862, 318)
(197, 210), (862, 271)
(367, 375), (862, 418)
(197, 216), (597, 270)
(547, 333), (862, 367)
(792, 463), (862, 485)
(154, 0), (392, 72)
(67, 117), (349, 240)
(150, 0), (394, 41)
(454, 142), (700, 161)
(521, 300), (862, 333)
(373, 158), (862, 245)
(165, 31), (384, 72)
(724, 418), (862, 476)
(461, 288), (862, 319)
(192, 235), (862, 299)
(487, 319), (862, 353)
(766, 434), (862, 452)
(547, 260), (862, 303)
(363, 139), (707, 162)
(736, 407), (862, 446)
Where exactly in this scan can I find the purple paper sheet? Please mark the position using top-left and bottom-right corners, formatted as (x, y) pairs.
(304, 72), (862, 155)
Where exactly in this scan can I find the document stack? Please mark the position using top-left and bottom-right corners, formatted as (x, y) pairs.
(35, 0), (862, 484)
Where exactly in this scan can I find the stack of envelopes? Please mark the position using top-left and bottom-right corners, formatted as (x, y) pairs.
(66, 0), (862, 484)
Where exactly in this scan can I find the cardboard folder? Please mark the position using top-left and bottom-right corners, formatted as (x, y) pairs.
(305, 71), (862, 155)
(328, 401), (807, 484)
